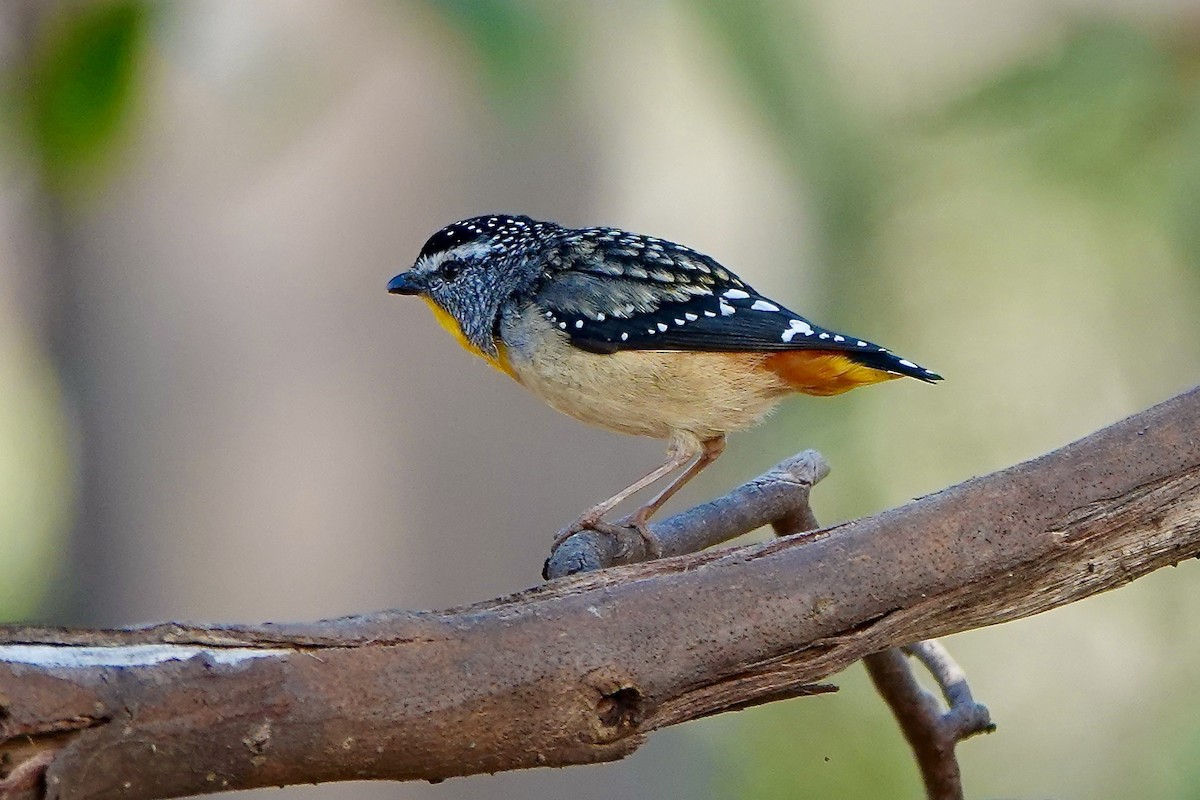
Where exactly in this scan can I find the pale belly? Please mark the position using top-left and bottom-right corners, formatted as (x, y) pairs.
(500, 309), (789, 441)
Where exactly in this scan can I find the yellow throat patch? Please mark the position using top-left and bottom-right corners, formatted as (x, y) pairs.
(423, 298), (515, 379)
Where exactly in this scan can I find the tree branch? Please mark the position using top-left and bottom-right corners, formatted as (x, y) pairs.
(2, 387), (1198, 800)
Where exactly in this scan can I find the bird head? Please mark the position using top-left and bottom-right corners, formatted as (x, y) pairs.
(389, 214), (556, 358)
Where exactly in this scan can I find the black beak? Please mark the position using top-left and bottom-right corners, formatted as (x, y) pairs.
(387, 272), (423, 295)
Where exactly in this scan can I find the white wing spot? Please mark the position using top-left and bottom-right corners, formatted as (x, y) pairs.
(704, 310), (717, 317)
(723, 289), (750, 300)
(674, 318), (686, 325)
(558, 322), (567, 329)
(620, 332), (629, 341)
(819, 332), (830, 339)
(657, 322), (669, 332)
(857, 340), (867, 347)
(575, 320), (584, 329)
(685, 312), (698, 321)
(719, 300), (736, 316)
(899, 359), (917, 369)
(751, 300), (779, 312)
(833, 335), (845, 342)
(596, 312), (605, 321)
(781, 319), (814, 343)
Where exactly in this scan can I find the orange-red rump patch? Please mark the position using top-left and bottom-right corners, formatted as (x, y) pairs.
(764, 350), (899, 396)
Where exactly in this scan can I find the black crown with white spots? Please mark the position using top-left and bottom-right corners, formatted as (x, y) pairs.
(417, 214), (553, 262)
(421, 215), (941, 382)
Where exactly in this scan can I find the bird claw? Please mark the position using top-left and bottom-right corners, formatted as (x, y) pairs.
(551, 515), (664, 560)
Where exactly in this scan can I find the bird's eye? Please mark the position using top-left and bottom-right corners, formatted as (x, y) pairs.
(440, 259), (464, 281)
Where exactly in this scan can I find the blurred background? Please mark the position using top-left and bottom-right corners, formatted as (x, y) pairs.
(3, 0), (1200, 797)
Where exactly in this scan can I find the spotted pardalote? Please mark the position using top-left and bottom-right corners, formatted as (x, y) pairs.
(389, 215), (940, 555)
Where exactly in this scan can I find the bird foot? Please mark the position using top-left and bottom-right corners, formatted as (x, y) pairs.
(551, 515), (664, 560)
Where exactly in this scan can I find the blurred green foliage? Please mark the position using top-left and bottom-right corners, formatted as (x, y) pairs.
(0, 340), (71, 621)
(19, 0), (148, 190)
(939, 21), (1200, 272)
(422, 0), (567, 122)
(713, 667), (922, 800)
(686, 0), (880, 317)
(0, 1), (148, 619)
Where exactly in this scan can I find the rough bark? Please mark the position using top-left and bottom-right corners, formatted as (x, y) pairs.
(1, 387), (1198, 800)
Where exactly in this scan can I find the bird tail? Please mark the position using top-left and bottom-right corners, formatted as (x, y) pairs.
(764, 348), (941, 397)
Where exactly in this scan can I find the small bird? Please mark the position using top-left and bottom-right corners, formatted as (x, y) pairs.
(389, 215), (940, 555)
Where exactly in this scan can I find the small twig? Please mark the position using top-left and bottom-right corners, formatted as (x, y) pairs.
(902, 640), (995, 742)
(544, 449), (829, 579)
(863, 646), (993, 800)
(865, 650), (963, 799)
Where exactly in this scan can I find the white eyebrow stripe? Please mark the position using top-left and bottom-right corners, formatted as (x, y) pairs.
(443, 241), (495, 261)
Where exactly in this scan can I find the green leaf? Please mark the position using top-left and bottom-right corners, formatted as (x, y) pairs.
(23, 1), (149, 187)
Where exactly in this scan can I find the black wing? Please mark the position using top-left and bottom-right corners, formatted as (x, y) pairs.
(535, 228), (941, 382)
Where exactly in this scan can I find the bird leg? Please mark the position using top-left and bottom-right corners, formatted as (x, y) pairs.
(552, 435), (726, 559)
(553, 439), (697, 552)
(620, 435), (726, 531)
